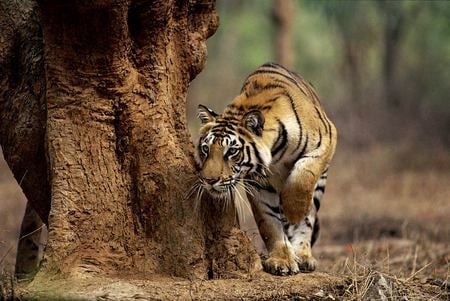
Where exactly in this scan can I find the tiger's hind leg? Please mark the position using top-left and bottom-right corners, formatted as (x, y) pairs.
(284, 207), (318, 272)
(284, 168), (328, 272)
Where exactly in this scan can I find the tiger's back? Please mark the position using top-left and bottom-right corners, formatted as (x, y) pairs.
(224, 63), (336, 202)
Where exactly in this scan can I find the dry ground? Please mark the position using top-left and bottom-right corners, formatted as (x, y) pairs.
(0, 145), (449, 300)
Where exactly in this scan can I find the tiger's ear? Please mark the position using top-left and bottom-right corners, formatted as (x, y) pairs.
(242, 110), (264, 136)
(197, 104), (218, 124)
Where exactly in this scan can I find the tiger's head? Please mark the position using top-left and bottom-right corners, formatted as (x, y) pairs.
(193, 104), (271, 199)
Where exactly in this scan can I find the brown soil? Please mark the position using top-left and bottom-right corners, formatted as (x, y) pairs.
(18, 272), (342, 300)
(14, 270), (446, 300)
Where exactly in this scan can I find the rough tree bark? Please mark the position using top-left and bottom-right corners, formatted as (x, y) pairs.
(0, 0), (260, 283)
(0, 0), (48, 277)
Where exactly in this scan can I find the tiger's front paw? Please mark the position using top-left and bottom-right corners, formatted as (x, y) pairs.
(296, 243), (317, 272)
(263, 253), (299, 276)
(296, 254), (317, 272)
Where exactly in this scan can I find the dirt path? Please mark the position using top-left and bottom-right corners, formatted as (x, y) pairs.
(14, 270), (447, 300)
(17, 272), (341, 300)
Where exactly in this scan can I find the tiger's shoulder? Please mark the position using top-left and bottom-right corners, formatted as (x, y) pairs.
(223, 62), (337, 167)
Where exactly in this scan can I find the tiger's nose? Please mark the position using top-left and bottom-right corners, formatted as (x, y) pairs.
(204, 177), (220, 185)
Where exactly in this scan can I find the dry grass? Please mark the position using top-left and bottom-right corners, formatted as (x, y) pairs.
(0, 144), (449, 299)
(0, 271), (16, 301)
(314, 143), (450, 299)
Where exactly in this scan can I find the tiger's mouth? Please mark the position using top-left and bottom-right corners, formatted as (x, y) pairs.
(200, 178), (238, 197)
(190, 176), (252, 218)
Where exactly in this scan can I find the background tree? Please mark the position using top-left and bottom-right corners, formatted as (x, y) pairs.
(377, 0), (405, 109)
(190, 0), (449, 146)
(272, 0), (295, 69)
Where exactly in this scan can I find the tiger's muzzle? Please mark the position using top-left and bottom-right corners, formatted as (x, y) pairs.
(200, 176), (237, 196)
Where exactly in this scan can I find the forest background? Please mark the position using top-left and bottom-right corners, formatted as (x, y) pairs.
(1, 0), (449, 298)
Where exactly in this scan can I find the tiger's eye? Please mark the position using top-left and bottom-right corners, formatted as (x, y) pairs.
(228, 147), (239, 156)
(202, 144), (209, 154)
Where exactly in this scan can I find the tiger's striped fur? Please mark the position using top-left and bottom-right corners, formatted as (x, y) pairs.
(194, 63), (337, 275)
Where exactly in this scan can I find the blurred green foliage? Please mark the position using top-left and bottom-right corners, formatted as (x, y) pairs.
(188, 0), (450, 148)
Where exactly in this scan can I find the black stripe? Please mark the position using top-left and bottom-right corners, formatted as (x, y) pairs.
(302, 155), (319, 159)
(262, 63), (300, 81)
(266, 211), (282, 222)
(304, 217), (312, 228)
(316, 129), (322, 148)
(240, 81), (250, 93)
(261, 62), (282, 69)
(314, 107), (328, 135)
(311, 217), (320, 246)
(271, 119), (288, 157)
(212, 124), (237, 132)
(324, 115), (332, 138)
(226, 111), (244, 117)
(249, 69), (299, 87)
(262, 83), (285, 91)
(250, 142), (263, 173)
(227, 104), (245, 112)
(292, 134), (309, 164)
(259, 62), (299, 82)
(252, 63), (311, 98)
(327, 118), (333, 140)
(282, 92), (303, 152)
(313, 196), (321, 210)
(221, 116), (239, 121)
(198, 140), (206, 162)
(315, 106), (333, 140)
(237, 127), (252, 139)
(263, 202), (281, 214)
(244, 83), (285, 98)
(267, 66), (309, 96)
(315, 186), (325, 193)
(273, 79), (292, 88)
(240, 145), (253, 168)
(235, 152), (244, 167)
(266, 96), (280, 104)
(212, 123), (236, 130)
(216, 120), (239, 126)
(211, 128), (236, 137)
(218, 118), (239, 124)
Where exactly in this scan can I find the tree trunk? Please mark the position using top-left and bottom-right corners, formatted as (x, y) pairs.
(342, 38), (362, 107)
(0, 0), (49, 277)
(378, 1), (404, 109)
(1, 0), (260, 282)
(271, 0), (295, 69)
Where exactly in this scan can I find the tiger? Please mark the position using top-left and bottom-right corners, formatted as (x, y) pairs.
(193, 62), (337, 276)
